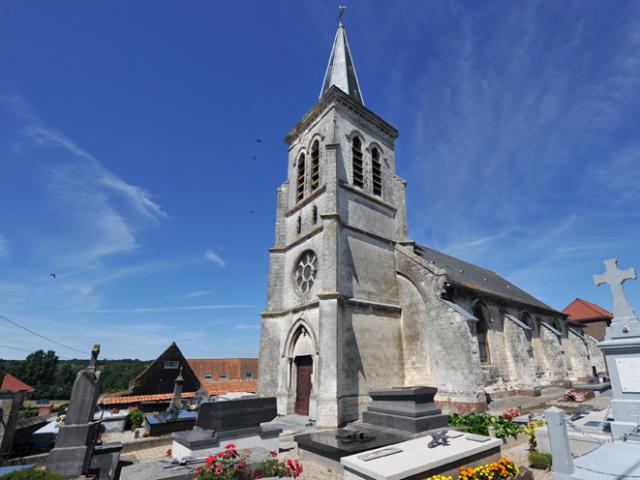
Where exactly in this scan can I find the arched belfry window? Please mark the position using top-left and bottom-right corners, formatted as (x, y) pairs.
(310, 141), (320, 192)
(372, 147), (382, 196)
(296, 153), (306, 202)
(352, 137), (364, 189)
(473, 302), (491, 364)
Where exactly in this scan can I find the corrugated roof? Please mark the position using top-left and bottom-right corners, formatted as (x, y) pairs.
(1, 373), (34, 392)
(414, 244), (557, 313)
(563, 298), (613, 321)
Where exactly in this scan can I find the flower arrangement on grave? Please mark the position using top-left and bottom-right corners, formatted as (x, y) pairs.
(501, 408), (520, 420)
(191, 444), (303, 480)
(523, 419), (546, 451)
(563, 389), (578, 401)
(425, 458), (519, 480)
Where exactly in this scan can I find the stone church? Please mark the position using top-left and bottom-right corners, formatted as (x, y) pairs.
(257, 21), (604, 427)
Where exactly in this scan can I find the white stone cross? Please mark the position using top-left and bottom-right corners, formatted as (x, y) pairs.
(593, 258), (637, 319)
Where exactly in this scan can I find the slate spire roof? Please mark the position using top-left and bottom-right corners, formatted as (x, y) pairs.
(320, 21), (364, 104)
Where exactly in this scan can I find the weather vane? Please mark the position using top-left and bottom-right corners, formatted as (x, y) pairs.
(338, 5), (347, 25)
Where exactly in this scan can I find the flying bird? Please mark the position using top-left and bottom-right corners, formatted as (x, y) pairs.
(255, 138), (263, 144)
(49, 273), (56, 279)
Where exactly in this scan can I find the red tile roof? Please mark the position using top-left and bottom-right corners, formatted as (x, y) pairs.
(563, 298), (613, 322)
(1, 373), (34, 392)
(187, 358), (258, 382)
(99, 379), (257, 406)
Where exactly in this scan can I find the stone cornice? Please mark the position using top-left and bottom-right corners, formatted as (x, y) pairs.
(339, 181), (398, 214)
(269, 226), (323, 253)
(347, 297), (402, 313)
(284, 185), (327, 218)
(285, 87), (399, 145)
(261, 300), (320, 318)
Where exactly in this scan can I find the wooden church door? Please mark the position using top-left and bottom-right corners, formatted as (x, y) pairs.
(294, 355), (313, 416)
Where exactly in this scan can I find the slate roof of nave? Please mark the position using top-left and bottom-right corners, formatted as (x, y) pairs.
(414, 244), (560, 314)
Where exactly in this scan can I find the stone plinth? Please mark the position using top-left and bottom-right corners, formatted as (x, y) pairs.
(362, 387), (448, 435)
(196, 397), (277, 431)
(341, 432), (501, 480)
(144, 410), (196, 436)
(171, 425), (281, 462)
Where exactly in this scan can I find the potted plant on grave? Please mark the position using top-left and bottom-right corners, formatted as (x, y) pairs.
(563, 389), (578, 402)
(191, 444), (303, 480)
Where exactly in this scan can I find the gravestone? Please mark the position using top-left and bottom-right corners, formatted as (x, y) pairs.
(544, 259), (640, 480)
(47, 345), (122, 480)
(296, 386), (449, 473)
(144, 369), (197, 436)
(171, 397), (281, 461)
(0, 388), (26, 462)
(593, 258), (640, 438)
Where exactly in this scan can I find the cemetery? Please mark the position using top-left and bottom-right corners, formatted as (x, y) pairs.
(1, 5), (638, 480)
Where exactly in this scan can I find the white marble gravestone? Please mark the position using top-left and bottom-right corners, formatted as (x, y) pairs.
(593, 258), (640, 438)
(341, 432), (501, 480)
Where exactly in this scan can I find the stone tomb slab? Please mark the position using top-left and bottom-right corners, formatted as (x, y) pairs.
(295, 430), (407, 473)
(196, 397), (277, 431)
(144, 410), (197, 436)
(341, 432), (502, 480)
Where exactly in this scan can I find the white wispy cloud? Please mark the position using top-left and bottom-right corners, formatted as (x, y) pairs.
(1, 94), (167, 266)
(0, 234), (8, 258)
(232, 323), (261, 331)
(205, 249), (226, 267)
(94, 304), (255, 314)
(181, 290), (212, 299)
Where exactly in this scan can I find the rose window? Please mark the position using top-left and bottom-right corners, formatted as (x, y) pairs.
(294, 250), (318, 294)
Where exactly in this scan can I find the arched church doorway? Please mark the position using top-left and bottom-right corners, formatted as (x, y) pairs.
(294, 355), (313, 415)
(287, 323), (315, 416)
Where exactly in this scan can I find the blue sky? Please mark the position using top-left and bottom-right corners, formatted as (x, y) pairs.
(1, 1), (640, 360)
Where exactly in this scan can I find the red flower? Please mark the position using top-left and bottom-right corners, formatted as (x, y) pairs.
(205, 455), (215, 466)
(224, 443), (237, 449)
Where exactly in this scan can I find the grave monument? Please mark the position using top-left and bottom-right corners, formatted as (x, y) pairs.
(47, 345), (122, 480)
(545, 258), (640, 480)
(171, 397), (281, 461)
(144, 368), (196, 436)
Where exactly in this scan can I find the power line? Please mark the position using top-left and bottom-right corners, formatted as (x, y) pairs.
(0, 313), (90, 356)
(0, 343), (33, 354)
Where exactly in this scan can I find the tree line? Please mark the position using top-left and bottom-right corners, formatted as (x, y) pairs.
(0, 350), (150, 400)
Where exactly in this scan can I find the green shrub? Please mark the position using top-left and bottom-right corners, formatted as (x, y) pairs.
(0, 468), (64, 480)
(127, 409), (144, 429)
(528, 451), (552, 470)
(448, 413), (522, 439)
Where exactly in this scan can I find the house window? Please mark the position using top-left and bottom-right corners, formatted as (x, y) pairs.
(219, 372), (228, 380)
(310, 141), (320, 192)
(244, 372), (253, 379)
(164, 360), (179, 369)
(296, 216), (302, 235)
(473, 303), (491, 364)
(352, 137), (364, 188)
(204, 373), (212, 380)
(312, 205), (318, 225)
(372, 147), (382, 196)
(296, 153), (306, 202)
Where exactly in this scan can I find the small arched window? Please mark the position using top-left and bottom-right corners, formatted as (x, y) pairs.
(473, 302), (491, 364)
(522, 312), (535, 340)
(296, 216), (302, 235)
(310, 141), (320, 192)
(312, 205), (318, 224)
(296, 154), (306, 202)
(372, 147), (382, 196)
(352, 137), (364, 189)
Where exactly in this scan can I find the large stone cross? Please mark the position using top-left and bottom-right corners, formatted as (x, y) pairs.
(593, 258), (637, 319)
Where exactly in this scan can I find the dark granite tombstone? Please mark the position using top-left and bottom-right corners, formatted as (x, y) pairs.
(47, 345), (122, 480)
(362, 386), (449, 434)
(171, 397), (281, 459)
(196, 397), (277, 431)
(144, 369), (197, 436)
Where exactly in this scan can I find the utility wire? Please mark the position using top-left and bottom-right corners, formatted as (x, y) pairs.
(0, 313), (90, 356)
(0, 343), (33, 354)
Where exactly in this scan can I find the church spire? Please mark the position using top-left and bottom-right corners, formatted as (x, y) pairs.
(319, 11), (364, 105)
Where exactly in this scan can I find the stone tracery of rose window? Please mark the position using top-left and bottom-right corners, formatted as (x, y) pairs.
(295, 250), (318, 294)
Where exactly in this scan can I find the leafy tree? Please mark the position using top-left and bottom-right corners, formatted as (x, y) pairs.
(18, 350), (58, 398)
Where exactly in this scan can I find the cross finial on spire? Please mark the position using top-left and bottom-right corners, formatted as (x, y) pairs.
(594, 258), (637, 319)
(338, 5), (347, 25)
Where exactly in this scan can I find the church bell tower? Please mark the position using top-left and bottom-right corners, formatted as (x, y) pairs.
(258, 16), (408, 427)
